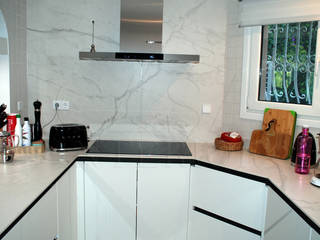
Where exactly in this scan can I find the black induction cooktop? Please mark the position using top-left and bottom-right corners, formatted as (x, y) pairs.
(87, 140), (192, 156)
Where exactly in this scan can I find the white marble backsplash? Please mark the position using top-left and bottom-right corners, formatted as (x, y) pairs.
(27, 0), (228, 142)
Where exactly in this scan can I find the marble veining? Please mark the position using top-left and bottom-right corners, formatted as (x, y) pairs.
(26, 0), (227, 143)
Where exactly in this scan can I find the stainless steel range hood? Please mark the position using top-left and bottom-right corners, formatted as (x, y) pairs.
(79, 0), (200, 64)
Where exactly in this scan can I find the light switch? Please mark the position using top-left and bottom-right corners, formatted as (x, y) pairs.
(202, 104), (212, 114)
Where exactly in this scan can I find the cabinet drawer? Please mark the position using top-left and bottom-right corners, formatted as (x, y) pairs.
(190, 165), (267, 231)
(188, 209), (260, 240)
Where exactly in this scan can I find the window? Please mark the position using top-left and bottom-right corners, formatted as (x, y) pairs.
(241, 21), (320, 127)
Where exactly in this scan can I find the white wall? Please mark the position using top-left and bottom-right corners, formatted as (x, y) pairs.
(27, 0), (228, 142)
(0, 55), (10, 111)
(223, 0), (320, 145)
(0, 10), (10, 112)
(0, 0), (27, 116)
(223, 0), (261, 144)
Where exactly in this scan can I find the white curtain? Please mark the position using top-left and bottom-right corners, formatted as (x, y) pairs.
(240, 0), (320, 27)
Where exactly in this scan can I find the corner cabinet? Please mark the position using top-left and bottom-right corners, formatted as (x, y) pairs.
(3, 186), (58, 240)
(2, 163), (80, 240)
(264, 187), (314, 240)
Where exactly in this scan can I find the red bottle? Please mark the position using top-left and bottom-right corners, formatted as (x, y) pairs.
(295, 126), (313, 174)
(7, 114), (16, 136)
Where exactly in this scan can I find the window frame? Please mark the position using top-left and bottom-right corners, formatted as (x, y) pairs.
(240, 23), (320, 127)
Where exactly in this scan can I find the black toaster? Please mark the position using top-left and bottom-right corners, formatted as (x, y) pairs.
(49, 124), (88, 151)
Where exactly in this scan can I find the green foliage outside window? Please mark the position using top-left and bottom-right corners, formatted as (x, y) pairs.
(259, 21), (318, 105)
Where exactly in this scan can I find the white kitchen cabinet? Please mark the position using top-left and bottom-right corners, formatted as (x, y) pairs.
(76, 162), (85, 240)
(263, 210), (310, 240)
(264, 187), (291, 232)
(137, 163), (190, 240)
(264, 187), (310, 240)
(190, 165), (267, 231)
(56, 163), (79, 240)
(84, 162), (137, 240)
(2, 222), (22, 240)
(2, 163), (82, 240)
(188, 210), (260, 240)
(20, 186), (58, 240)
(311, 228), (320, 240)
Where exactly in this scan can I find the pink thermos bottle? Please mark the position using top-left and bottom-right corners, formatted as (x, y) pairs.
(295, 125), (313, 174)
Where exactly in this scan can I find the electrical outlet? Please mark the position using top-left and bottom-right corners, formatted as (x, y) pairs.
(60, 101), (70, 110)
(202, 104), (212, 114)
(53, 100), (70, 110)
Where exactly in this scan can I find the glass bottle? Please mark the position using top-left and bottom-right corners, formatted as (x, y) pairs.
(295, 126), (313, 174)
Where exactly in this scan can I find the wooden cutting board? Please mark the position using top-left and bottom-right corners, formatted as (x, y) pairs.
(249, 108), (297, 159)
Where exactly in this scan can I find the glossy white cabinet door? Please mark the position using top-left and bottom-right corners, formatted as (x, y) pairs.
(190, 165), (267, 231)
(264, 187), (291, 232)
(84, 162), (137, 240)
(2, 222), (22, 240)
(188, 210), (260, 240)
(20, 186), (58, 240)
(264, 187), (310, 240)
(311, 228), (320, 240)
(264, 209), (310, 240)
(137, 163), (190, 240)
(76, 162), (85, 240)
(57, 163), (78, 240)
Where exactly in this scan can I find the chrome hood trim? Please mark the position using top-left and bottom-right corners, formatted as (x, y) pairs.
(79, 52), (200, 64)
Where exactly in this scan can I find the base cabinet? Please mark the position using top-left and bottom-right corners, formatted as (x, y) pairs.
(311, 229), (320, 240)
(83, 162), (190, 240)
(57, 163), (79, 240)
(84, 162), (137, 240)
(264, 187), (311, 240)
(190, 165), (267, 231)
(2, 163), (79, 240)
(137, 163), (190, 240)
(3, 159), (320, 240)
(263, 210), (310, 240)
(2, 222), (22, 240)
(188, 210), (260, 240)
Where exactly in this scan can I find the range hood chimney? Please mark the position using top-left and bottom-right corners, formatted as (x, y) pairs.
(79, 0), (200, 64)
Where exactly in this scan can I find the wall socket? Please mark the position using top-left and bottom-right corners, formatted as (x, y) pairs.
(202, 104), (212, 114)
(53, 100), (70, 110)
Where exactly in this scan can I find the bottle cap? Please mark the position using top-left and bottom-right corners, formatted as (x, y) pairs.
(24, 117), (29, 121)
(302, 124), (309, 129)
(16, 114), (21, 118)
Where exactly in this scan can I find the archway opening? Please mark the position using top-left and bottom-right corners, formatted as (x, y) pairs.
(0, 9), (10, 112)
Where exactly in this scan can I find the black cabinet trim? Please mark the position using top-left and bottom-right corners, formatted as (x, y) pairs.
(193, 206), (262, 236)
(1, 156), (320, 239)
(267, 181), (320, 234)
(193, 160), (269, 183)
(76, 156), (192, 164)
(192, 161), (320, 235)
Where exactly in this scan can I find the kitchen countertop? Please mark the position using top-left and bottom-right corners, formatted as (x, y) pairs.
(0, 149), (84, 235)
(0, 142), (320, 236)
